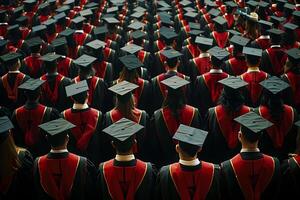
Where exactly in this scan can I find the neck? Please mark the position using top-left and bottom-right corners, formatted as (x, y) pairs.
(241, 143), (258, 150)
(51, 145), (67, 151)
(167, 67), (178, 71)
(72, 103), (89, 110)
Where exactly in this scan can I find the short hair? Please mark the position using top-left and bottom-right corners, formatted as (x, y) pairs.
(241, 126), (262, 143)
(72, 91), (88, 104)
(179, 141), (200, 157)
(47, 133), (68, 148)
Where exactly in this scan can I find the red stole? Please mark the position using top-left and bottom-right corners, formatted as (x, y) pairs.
(193, 56), (211, 75)
(46, 33), (58, 44)
(170, 162), (214, 200)
(93, 61), (108, 79)
(103, 159), (147, 200)
(138, 51), (147, 63)
(259, 105), (294, 149)
(40, 74), (64, 104)
(292, 155), (300, 168)
(74, 76), (99, 106)
(228, 57), (247, 76)
(68, 46), (81, 59)
(202, 72), (229, 104)
(7, 40), (24, 53)
(83, 23), (93, 34)
(38, 153), (80, 200)
(20, 27), (31, 40)
(73, 32), (88, 46)
(203, 13), (211, 24)
(215, 105), (250, 149)
(230, 154), (275, 200)
(212, 31), (229, 48)
(103, 47), (112, 61)
(0, 24), (8, 37)
(224, 14), (234, 28)
(162, 105), (195, 137)
(187, 44), (200, 58)
(15, 104), (47, 147)
(255, 38), (271, 50)
(63, 108), (100, 151)
(24, 55), (43, 78)
(285, 72), (300, 105)
(1, 73), (26, 102)
(155, 40), (165, 51)
(265, 47), (287, 75)
(156, 73), (186, 98)
(109, 108), (142, 124)
(39, 15), (50, 23)
(133, 78), (145, 106)
(241, 70), (268, 105)
(57, 57), (72, 77)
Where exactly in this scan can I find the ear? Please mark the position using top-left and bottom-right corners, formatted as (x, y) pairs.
(238, 132), (242, 142)
(111, 141), (116, 149)
(175, 144), (180, 153)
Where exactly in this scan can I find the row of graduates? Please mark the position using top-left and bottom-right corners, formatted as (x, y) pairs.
(1, 106), (300, 199)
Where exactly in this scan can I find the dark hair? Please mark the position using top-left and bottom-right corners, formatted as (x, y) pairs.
(246, 55), (261, 66)
(163, 88), (186, 120)
(179, 141), (200, 157)
(218, 87), (245, 112)
(166, 58), (178, 68)
(25, 89), (41, 101)
(72, 91), (88, 104)
(116, 95), (137, 122)
(47, 133), (67, 148)
(54, 45), (68, 56)
(113, 137), (135, 153)
(241, 126), (262, 143)
(261, 90), (284, 121)
(119, 68), (139, 83)
(30, 45), (41, 54)
(270, 35), (281, 45)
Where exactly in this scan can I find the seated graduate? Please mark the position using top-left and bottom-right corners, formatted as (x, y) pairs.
(220, 112), (280, 200)
(0, 116), (34, 200)
(97, 118), (156, 200)
(155, 124), (220, 200)
(34, 118), (97, 200)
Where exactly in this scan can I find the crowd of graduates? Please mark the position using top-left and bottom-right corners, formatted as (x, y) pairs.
(0, 0), (300, 199)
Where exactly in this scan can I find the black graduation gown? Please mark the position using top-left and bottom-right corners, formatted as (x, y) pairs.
(97, 159), (156, 200)
(281, 72), (300, 112)
(34, 152), (97, 200)
(181, 43), (201, 68)
(155, 162), (220, 200)
(220, 152), (280, 200)
(0, 150), (34, 200)
(260, 46), (287, 76)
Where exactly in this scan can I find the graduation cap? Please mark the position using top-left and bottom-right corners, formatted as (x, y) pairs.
(161, 49), (182, 60)
(121, 44), (143, 55)
(243, 47), (262, 57)
(208, 46), (230, 62)
(189, 22), (201, 30)
(173, 124), (208, 148)
(158, 6), (172, 11)
(134, 6), (146, 12)
(12, 6), (24, 16)
(65, 80), (89, 97)
(131, 30), (146, 40)
(25, 37), (43, 48)
(39, 53), (61, 64)
(179, 0), (192, 7)
(260, 76), (290, 95)
(39, 118), (76, 136)
(128, 21), (145, 30)
(230, 35), (250, 49)
(157, 1), (171, 7)
(107, 6), (119, 13)
(228, 29), (242, 36)
(0, 116), (14, 143)
(283, 23), (299, 32)
(208, 8), (221, 17)
(161, 75), (190, 90)
(108, 81), (139, 102)
(234, 112), (273, 136)
(183, 7), (196, 12)
(43, 18), (56, 27)
(18, 78), (45, 91)
(80, 9), (93, 17)
(218, 76), (248, 90)
(93, 26), (108, 36)
(72, 16), (86, 24)
(160, 28), (177, 41)
(0, 39), (8, 49)
(258, 1), (269, 8)
(59, 28), (75, 38)
(267, 28), (284, 36)
(286, 48), (300, 64)
(160, 15), (174, 26)
(53, 12), (66, 23)
(119, 54), (143, 70)
(103, 17), (120, 24)
(189, 30), (202, 37)
(32, 24), (47, 34)
(205, 0), (217, 7)
(16, 16), (28, 25)
(85, 39), (106, 51)
(131, 12), (144, 19)
(295, 120), (300, 127)
(270, 16), (285, 24)
(0, 52), (22, 65)
(184, 12), (198, 19)
(284, 3), (295, 11)
(195, 36), (213, 46)
(292, 11), (300, 20)
(24, 0), (36, 6)
(246, 0), (259, 7)
(213, 16), (227, 27)
(56, 5), (70, 13)
(7, 25), (19, 32)
(38, 2), (49, 11)
(63, 0), (75, 6)
(85, 2), (99, 8)
(258, 20), (273, 30)
(225, 1), (238, 8)
(51, 37), (67, 49)
(73, 54), (97, 68)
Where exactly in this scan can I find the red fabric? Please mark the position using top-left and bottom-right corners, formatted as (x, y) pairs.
(1, 73), (26, 102)
(46, 33), (58, 44)
(265, 47), (288, 76)
(23, 12), (35, 24)
(63, 108), (100, 151)
(105, 33), (119, 42)
(138, 51), (147, 63)
(7, 40), (24, 53)
(219, 5), (227, 15)
(285, 72), (300, 106)
(20, 28), (31, 40)
(132, 78), (144, 106)
(293, 155), (300, 167)
(0, 24), (8, 37)
(83, 23), (93, 34)
(212, 31), (229, 48)
(74, 76), (99, 106)
(93, 61), (108, 79)
(215, 105), (250, 149)
(259, 105), (294, 149)
(15, 104), (47, 147)
(193, 56), (211, 75)
(38, 153), (80, 200)
(103, 47), (112, 61)
(203, 14), (211, 24)
(228, 58), (247, 76)
(39, 15), (50, 23)
(224, 14), (234, 28)
(187, 44), (201, 58)
(241, 70), (268, 105)
(24, 55), (43, 78)
(255, 38), (271, 50)
(230, 154), (275, 200)
(156, 73), (186, 98)
(162, 105), (195, 137)
(170, 162), (214, 200)
(155, 40), (165, 51)
(73, 32), (88, 46)
(68, 46), (80, 59)
(103, 159), (147, 200)
(202, 72), (229, 104)
(109, 108), (142, 124)
(57, 57), (72, 77)
(40, 74), (65, 104)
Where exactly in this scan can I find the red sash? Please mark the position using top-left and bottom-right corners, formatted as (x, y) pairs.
(103, 47), (112, 61)
(24, 55), (43, 78)
(162, 105), (195, 137)
(83, 23), (93, 34)
(187, 44), (200, 58)
(103, 159), (147, 200)
(212, 31), (229, 48)
(265, 47), (287, 75)
(40, 74), (64, 104)
(38, 153), (80, 200)
(193, 56), (211, 75)
(224, 14), (234, 28)
(57, 57), (72, 77)
(138, 51), (147, 63)
(93, 61), (107, 79)
(230, 154), (275, 200)
(15, 104), (47, 147)
(20, 28), (31, 40)
(0, 24), (8, 37)
(285, 72), (300, 105)
(1, 73), (26, 102)
(203, 14), (211, 24)
(255, 38), (271, 50)
(170, 162), (214, 200)
(73, 32), (88, 46)
(202, 72), (229, 104)
(228, 58), (247, 76)
(292, 155), (300, 168)
(157, 73), (186, 98)
(259, 105), (294, 149)
(46, 33), (58, 44)
(109, 108), (142, 124)
(63, 108), (100, 151)
(68, 46), (80, 59)
(156, 40), (165, 51)
(241, 71), (268, 105)
(74, 76), (99, 106)
(39, 15), (50, 23)
(215, 105), (250, 149)
(132, 78), (144, 106)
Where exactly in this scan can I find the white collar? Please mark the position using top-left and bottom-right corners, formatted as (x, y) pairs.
(210, 69), (223, 73)
(115, 154), (135, 161)
(199, 52), (210, 58)
(50, 149), (68, 153)
(296, 4), (300, 6)
(0, 23), (8, 25)
(258, 35), (270, 39)
(72, 103), (89, 110)
(75, 30), (84, 33)
(8, 70), (20, 73)
(240, 148), (260, 153)
(247, 67), (260, 72)
(179, 158), (200, 166)
(271, 45), (281, 48)
(46, 72), (58, 76)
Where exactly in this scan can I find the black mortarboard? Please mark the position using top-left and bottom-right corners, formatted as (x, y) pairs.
(131, 30), (146, 40)
(287, 48), (300, 64)
(72, 16), (86, 24)
(59, 28), (75, 38)
(183, 7), (196, 12)
(56, 5), (70, 13)
(157, 1), (171, 7)
(243, 47), (262, 57)
(13, 6), (24, 16)
(85, 2), (98, 8)
(128, 21), (145, 30)
(65, 80), (89, 97)
(103, 17), (120, 24)
(284, 3), (295, 10)
(0, 39), (8, 49)
(39, 118), (75, 136)
(213, 16), (227, 26)
(0, 53), (21, 64)
(43, 18), (56, 27)
(131, 12), (144, 19)
(85, 39), (106, 51)
(205, 0), (217, 7)
(160, 15), (174, 26)
(258, 1), (269, 8)
(80, 9), (93, 17)
(173, 124), (208, 147)
(234, 112), (273, 134)
(107, 6), (119, 13)
(18, 78), (45, 91)
(189, 22), (201, 30)
(283, 23), (299, 31)
(25, 37), (43, 48)
(230, 35), (250, 47)
(179, 0), (192, 7)
(270, 16), (285, 23)
(119, 54), (143, 70)
(195, 36), (213, 46)
(295, 120), (300, 127)
(228, 29), (242, 36)
(259, 20), (273, 30)
(39, 53), (61, 63)
(161, 49), (182, 60)
(54, 12), (66, 22)
(246, 0), (259, 7)
(134, 6), (146, 12)
(158, 6), (172, 11)
(293, 11), (300, 19)
(121, 44), (143, 54)
(38, 2), (49, 10)
(0, 116), (14, 143)
(73, 54), (97, 68)
(184, 12), (198, 19)
(161, 75), (190, 90)
(24, 0), (36, 5)
(260, 76), (290, 95)
(32, 24), (47, 33)
(225, 1), (238, 8)
(108, 81), (139, 96)
(208, 8), (221, 17)
(93, 26), (108, 35)
(102, 118), (144, 142)
(63, 0), (75, 6)
(7, 25), (19, 32)
(189, 30), (202, 37)
(160, 28), (178, 41)
(218, 76), (248, 89)
(16, 16), (28, 25)
(267, 28), (284, 36)
(208, 46), (230, 61)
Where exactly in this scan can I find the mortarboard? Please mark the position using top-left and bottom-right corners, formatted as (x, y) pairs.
(292, 11), (300, 19)
(0, 116), (14, 143)
(93, 26), (108, 36)
(0, 39), (8, 49)
(131, 12), (144, 19)
(270, 16), (285, 24)
(228, 29), (242, 36)
(51, 37), (67, 48)
(246, 0), (259, 7)
(39, 53), (61, 63)
(284, 3), (295, 10)
(208, 8), (221, 17)
(161, 49), (182, 60)
(63, 0), (75, 6)
(43, 19), (56, 27)
(134, 6), (146, 12)
(286, 48), (300, 64)
(25, 37), (43, 48)
(16, 16), (28, 25)
(72, 16), (86, 24)
(205, 0), (217, 7)
(267, 28), (284, 36)
(183, 7), (196, 12)
(0, 52), (21, 64)
(258, 1), (269, 8)
(65, 80), (89, 97)
(39, 118), (75, 136)
(295, 120), (300, 127)
(24, 0), (36, 5)
(38, 2), (49, 10)
(7, 25), (19, 32)
(161, 75), (190, 90)
(131, 30), (146, 40)
(195, 36), (213, 46)
(283, 23), (299, 31)
(208, 46), (230, 61)
(80, 9), (93, 17)
(107, 6), (118, 13)
(59, 28), (75, 38)
(103, 17), (120, 24)
(189, 22), (201, 30)
(32, 24), (47, 34)
(213, 16), (227, 26)
(158, 6), (172, 11)
(260, 76), (290, 95)
(128, 21), (145, 30)
(85, 39), (106, 51)
(230, 35), (250, 48)
(85, 2), (99, 9)
(160, 28), (177, 41)
(53, 12), (66, 22)
(218, 76), (248, 90)
(18, 78), (45, 91)
(189, 30), (203, 37)
(121, 44), (143, 55)
(173, 124), (208, 147)
(108, 81), (139, 96)
(225, 1), (238, 8)
(179, 0), (192, 7)
(157, 1), (171, 7)
(184, 12), (198, 19)
(13, 6), (24, 16)
(160, 15), (174, 26)
(243, 47), (262, 57)
(258, 20), (273, 30)
(56, 5), (70, 13)
(119, 54), (143, 70)
(73, 54), (97, 68)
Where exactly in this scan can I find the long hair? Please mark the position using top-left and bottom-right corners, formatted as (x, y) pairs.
(116, 95), (137, 121)
(261, 91), (284, 121)
(244, 20), (259, 40)
(118, 68), (139, 84)
(218, 88), (245, 113)
(162, 89), (186, 120)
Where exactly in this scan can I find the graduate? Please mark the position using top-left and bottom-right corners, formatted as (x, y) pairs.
(251, 20), (272, 50)
(155, 124), (220, 200)
(152, 75), (202, 166)
(34, 118), (97, 200)
(201, 76), (251, 163)
(181, 29), (202, 68)
(62, 80), (103, 165)
(39, 53), (72, 112)
(72, 16), (92, 46)
(0, 116), (34, 200)
(97, 118), (156, 200)
(221, 112), (280, 199)
(211, 16), (230, 49)
(0, 52), (30, 110)
(12, 78), (60, 158)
